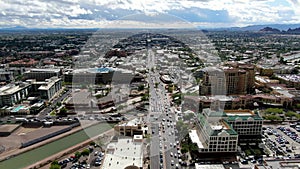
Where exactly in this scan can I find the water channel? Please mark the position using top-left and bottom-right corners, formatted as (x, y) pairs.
(0, 123), (113, 169)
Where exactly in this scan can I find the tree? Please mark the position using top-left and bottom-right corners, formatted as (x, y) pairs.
(138, 84), (145, 91)
(264, 115), (283, 121)
(141, 93), (149, 102)
(176, 120), (189, 141)
(291, 68), (299, 74)
(50, 161), (61, 169)
(279, 57), (287, 64)
(75, 151), (81, 158)
(265, 108), (283, 115)
(56, 102), (62, 107)
(81, 149), (90, 156)
(59, 107), (67, 114)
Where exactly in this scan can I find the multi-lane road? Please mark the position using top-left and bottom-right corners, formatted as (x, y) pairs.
(147, 48), (181, 169)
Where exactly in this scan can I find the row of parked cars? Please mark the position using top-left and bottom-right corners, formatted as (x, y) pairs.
(263, 127), (288, 156)
(277, 126), (300, 144)
(94, 151), (104, 166)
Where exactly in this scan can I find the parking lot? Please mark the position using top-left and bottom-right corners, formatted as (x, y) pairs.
(263, 123), (300, 159)
(55, 144), (105, 169)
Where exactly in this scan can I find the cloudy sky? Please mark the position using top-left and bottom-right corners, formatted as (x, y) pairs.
(0, 0), (300, 28)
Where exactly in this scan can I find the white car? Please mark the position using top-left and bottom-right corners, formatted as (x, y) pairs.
(171, 160), (175, 165)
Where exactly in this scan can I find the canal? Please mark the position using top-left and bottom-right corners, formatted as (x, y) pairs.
(0, 123), (113, 169)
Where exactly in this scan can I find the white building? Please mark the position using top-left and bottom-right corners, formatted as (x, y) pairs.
(102, 136), (143, 169)
(0, 83), (30, 107)
(193, 109), (238, 153)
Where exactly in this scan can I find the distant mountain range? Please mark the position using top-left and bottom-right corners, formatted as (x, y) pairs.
(1, 23), (300, 32)
(202, 24), (300, 32)
(256, 26), (300, 34)
(259, 27), (281, 33)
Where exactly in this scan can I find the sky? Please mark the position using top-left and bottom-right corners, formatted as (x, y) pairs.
(0, 0), (300, 28)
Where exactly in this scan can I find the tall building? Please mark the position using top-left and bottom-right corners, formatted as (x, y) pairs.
(199, 63), (255, 96)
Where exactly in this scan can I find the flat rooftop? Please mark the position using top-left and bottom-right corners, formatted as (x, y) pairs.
(189, 130), (204, 149)
(102, 137), (143, 169)
(224, 110), (254, 116)
(195, 164), (225, 169)
(118, 118), (141, 127)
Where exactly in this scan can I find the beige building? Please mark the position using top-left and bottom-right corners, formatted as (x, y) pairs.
(200, 63), (255, 96)
(114, 118), (147, 136)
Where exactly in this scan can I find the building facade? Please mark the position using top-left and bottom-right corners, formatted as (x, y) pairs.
(199, 63), (255, 96)
(224, 110), (263, 142)
(0, 83), (30, 107)
(193, 109), (238, 153)
(27, 77), (62, 100)
(24, 68), (62, 81)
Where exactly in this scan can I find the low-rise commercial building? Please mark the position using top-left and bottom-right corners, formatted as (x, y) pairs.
(114, 118), (147, 136)
(102, 136), (143, 169)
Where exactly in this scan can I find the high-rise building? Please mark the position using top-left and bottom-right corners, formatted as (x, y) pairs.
(199, 63), (255, 96)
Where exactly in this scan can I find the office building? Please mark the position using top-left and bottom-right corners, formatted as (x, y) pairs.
(193, 109), (238, 154)
(224, 110), (263, 141)
(24, 68), (62, 81)
(64, 67), (133, 85)
(27, 77), (62, 100)
(0, 83), (30, 107)
(192, 108), (264, 155)
(199, 63), (255, 96)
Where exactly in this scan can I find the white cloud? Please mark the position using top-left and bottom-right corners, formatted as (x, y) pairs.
(0, 0), (299, 28)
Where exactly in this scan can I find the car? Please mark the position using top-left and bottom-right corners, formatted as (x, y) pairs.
(171, 160), (175, 165)
(251, 160), (256, 164)
(241, 160), (248, 164)
(94, 161), (101, 166)
(170, 152), (173, 157)
(94, 151), (98, 156)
